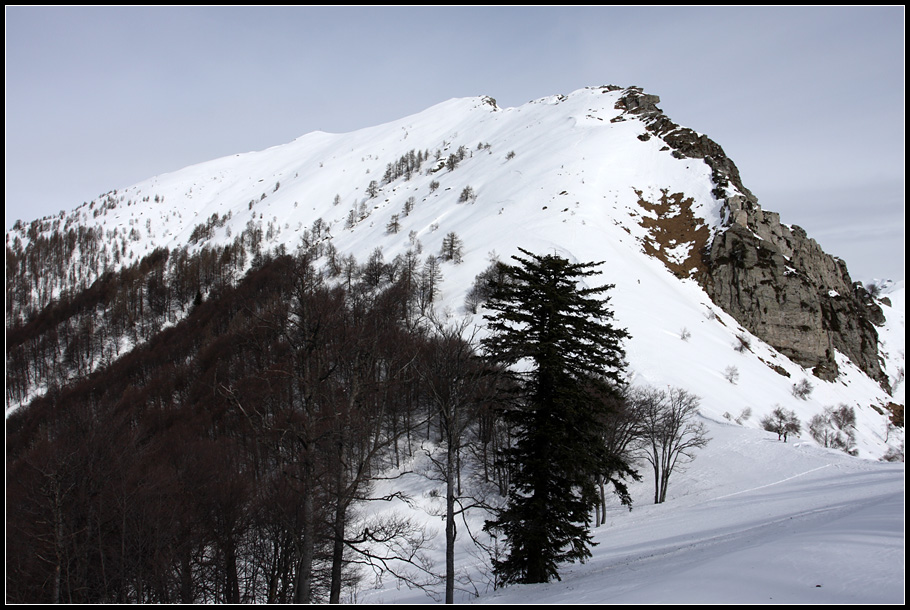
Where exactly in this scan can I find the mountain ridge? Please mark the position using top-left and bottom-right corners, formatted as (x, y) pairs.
(6, 85), (904, 457)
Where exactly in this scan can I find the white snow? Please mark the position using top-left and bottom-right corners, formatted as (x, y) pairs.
(357, 420), (904, 604)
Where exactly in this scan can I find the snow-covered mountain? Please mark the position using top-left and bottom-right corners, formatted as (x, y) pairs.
(7, 85), (902, 458)
(6, 84), (904, 605)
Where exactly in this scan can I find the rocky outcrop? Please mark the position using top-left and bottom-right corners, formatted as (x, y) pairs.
(703, 222), (885, 386)
(615, 87), (758, 206)
(616, 87), (888, 388)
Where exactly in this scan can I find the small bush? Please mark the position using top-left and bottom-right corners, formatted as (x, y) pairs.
(734, 333), (751, 353)
(723, 407), (752, 425)
(458, 186), (476, 203)
(735, 407), (752, 425)
(792, 378), (813, 400)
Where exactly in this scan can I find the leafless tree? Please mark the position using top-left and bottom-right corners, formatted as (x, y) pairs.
(416, 316), (498, 603)
(761, 406), (801, 442)
(594, 386), (643, 526)
(808, 405), (857, 454)
(632, 385), (710, 504)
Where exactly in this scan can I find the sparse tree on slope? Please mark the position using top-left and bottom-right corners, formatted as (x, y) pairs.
(480, 249), (633, 585)
(809, 404), (858, 454)
(761, 406), (801, 442)
(440, 232), (464, 264)
(633, 385), (710, 504)
(418, 255), (443, 314)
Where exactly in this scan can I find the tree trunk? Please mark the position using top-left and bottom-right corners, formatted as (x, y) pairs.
(596, 475), (606, 527)
(224, 543), (240, 604)
(445, 439), (457, 604)
(293, 466), (315, 604)
(329, 501), (347, 604)
(658, 469), (670, 504)
(52, 479), (63, 604)
(652, 462), (661, 505)
(180, 553), (193, 603)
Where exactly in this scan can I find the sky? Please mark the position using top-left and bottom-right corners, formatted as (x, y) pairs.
(5, 6), (905, 281)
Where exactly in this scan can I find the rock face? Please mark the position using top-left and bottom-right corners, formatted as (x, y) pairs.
(704, 221), (885, 385)
(616, 87), (888, 388)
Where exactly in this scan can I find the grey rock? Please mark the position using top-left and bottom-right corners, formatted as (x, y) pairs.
(702, 224), (885, 386)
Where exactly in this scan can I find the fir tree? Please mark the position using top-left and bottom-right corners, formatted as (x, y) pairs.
(482, 249), (635, 585)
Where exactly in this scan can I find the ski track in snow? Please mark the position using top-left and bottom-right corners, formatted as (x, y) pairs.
(710, 463), (833, 501)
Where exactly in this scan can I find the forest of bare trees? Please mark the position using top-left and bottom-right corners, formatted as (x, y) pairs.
(6, 236), (513, 603)
(7, 233), (708, 603)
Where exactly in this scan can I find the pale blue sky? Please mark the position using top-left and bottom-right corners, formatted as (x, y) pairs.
(5, 6), (904, 280)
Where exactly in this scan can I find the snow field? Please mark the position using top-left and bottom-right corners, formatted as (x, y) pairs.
(358, 420), (903, 604)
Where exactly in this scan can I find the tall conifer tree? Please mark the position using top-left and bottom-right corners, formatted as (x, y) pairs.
(481, 248), (635, 585)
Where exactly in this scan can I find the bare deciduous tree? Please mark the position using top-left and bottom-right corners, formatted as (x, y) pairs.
(761, 406), (801, 441)
(632, 385), (710, 504)
(416, 316), (498, 603)
(808, 405), (857, 455)
(594, 386), (643, 526)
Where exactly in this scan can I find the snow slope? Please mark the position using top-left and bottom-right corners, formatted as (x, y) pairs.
(11, 85), (901, 457)
(357, 419), (904, 604)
